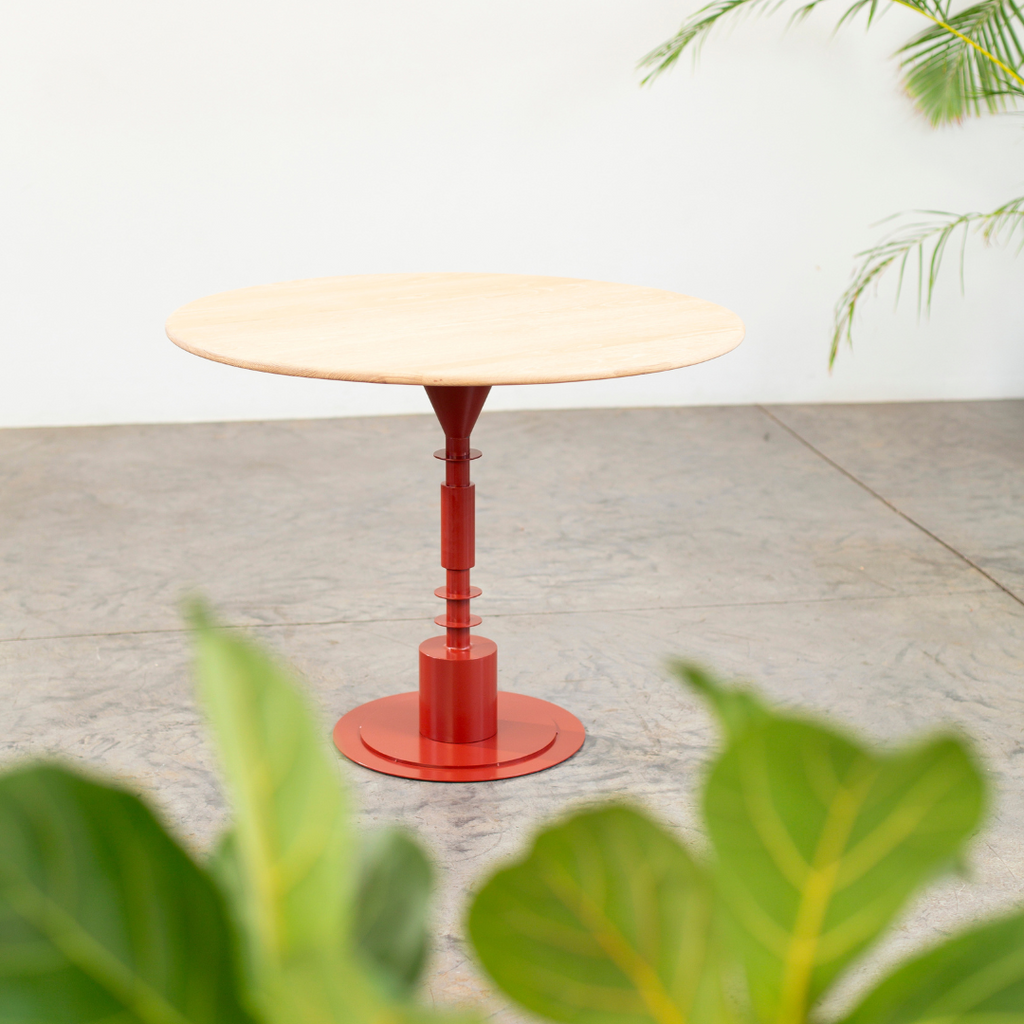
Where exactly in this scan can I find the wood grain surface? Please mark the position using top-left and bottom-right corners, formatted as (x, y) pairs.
(166, 273), (744, 386)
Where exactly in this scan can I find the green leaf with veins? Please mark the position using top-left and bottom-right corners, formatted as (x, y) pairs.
(705, 715), (984, 1024)
(469, 805), (726, 1024)
(0, 765), (254, 1024)
(189, 605), (352, 960)
(191, 604), (474, 1024)
(842, 912), (1024, 1024)
(189, 604), (374, 1023)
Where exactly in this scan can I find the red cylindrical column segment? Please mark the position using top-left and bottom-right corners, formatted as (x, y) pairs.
(443, 569), (476, 599)
(440, 483), (474, 570)
(419, 636), (497, 743)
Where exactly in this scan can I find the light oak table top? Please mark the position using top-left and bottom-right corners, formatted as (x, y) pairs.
(166, 273), (744, 387)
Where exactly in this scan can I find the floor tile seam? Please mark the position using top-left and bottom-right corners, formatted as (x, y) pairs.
(0, 588), (997, 646)
(757, 405), (1024, 611)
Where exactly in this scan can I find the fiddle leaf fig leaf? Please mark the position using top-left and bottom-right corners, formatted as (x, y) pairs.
(189, 604), (387, 1024)
(189, 604), (352, 969)
(0, 765), (255, 1024)
(468, 804), (725, 1024)
(705, 716), (985, 1024)
(354, 828), (434, 999)
(190, 607), (468, 1024)
(207, 831), (257, 992)
(842, 912), (1024, 1024)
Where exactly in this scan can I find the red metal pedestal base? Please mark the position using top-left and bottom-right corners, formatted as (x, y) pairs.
(333, 690), (585, 782)
(333, 384), (585, 781)
(419, 635), (498, 743)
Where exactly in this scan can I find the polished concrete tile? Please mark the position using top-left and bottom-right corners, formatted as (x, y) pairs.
(1, 402), (1022, 1020)
(0, 406), (988, 642)
(0, 416), (441, 640)
(767, 400), (1024, 602)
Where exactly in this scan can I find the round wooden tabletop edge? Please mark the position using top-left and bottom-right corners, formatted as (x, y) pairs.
(164, 272), (746, 386)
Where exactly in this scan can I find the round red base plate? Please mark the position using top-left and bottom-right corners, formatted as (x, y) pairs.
(333, 691), (585, 782)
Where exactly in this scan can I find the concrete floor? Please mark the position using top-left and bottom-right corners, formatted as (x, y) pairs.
(2, 400), (1023, 1017)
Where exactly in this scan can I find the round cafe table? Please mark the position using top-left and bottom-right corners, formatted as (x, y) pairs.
(166, 273), (744, 782)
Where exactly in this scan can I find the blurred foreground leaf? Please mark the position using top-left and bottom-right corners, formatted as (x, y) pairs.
(189, 604), (378, 1023)
(190, 606), (352, 963)
(355, 828), (434, 999)
(191, 604), (473, 1024)
(469, 805), (723, 1024)
(843, 913), (1024, 1024)
(842, 912), (1024, 1024)
(706, 716), (984, 1024)
(0, 765), (254, 1024)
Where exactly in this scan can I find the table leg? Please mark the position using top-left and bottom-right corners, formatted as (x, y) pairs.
(333, 386), (585, 782)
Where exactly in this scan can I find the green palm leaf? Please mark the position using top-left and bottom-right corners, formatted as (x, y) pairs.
(896, 0), (1024, 123)
(831, 196), (1024, 363)
(641, 0), (1024, 357)
(639, 0), (780, 82)
(639, 0), (890, 83)
(641, 0), (1024, 122)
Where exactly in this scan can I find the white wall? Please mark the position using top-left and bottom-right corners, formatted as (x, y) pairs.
(2, 0), (1022, 428)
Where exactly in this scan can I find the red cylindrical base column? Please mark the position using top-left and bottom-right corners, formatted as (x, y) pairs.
(419, 635), (497, 743)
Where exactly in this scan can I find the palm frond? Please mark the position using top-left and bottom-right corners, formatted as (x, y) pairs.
(647, 0), (942, 81)
(830, 195), (1024, 365)
(641, 0), (1024, 121)
(895, 0), (1024, 123)
(638, 0), (891, 82)
(639, 0), (772, 82)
